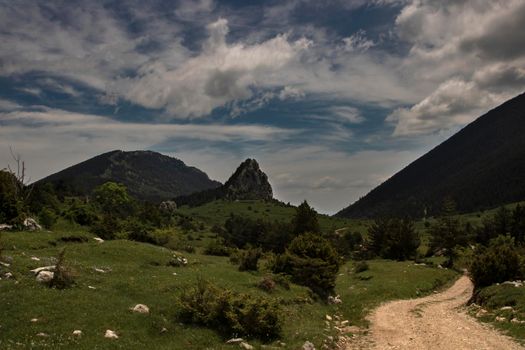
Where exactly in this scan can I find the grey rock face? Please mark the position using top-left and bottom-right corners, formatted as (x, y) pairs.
(223, 159), (273, 201)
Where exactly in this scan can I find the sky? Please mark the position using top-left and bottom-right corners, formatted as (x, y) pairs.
(0, 0), (524, 214)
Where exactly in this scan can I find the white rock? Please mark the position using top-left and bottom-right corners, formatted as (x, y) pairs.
(0, 261), (10, 267)
(131, 304), (150, 314)
(328, 295), (342, 304)
(23, 218), (42, 231)
(94, 268), (107, 273)
(88, 285), (97, 290)
(4, 272), (13, 279)
(226, 338), (244, 344)
(30, 256), (40, 261)
(302, 341), (316, 350)
(500, 306), (513, 311)
(325, 315), (332, 321)
(30, 266), (55, 275)
(36, 270), (54, 283)
(0, 224), (13, 231)
(72, 330), (82, 336)
(36, 332), (49, 337)
(30, 318), (38, 323)
(495, 316), (506, 322)
(105, 329), (119, 339)
(93, 237), (104, 243)
(239, 342), (254, 350)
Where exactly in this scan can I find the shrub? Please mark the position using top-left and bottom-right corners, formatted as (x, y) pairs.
(90, 215), (119, 240)
(258, 275), (276, 293)
(204, 238), (231, 256)
(178, 279), (282, 340)
(49, 248), (75, 289)
(125, 220), (155, 244)
(64, 201), (97, 226)
(272, 233), (340, 298)
(167, 253), (188, 267)
(354, 261), (369, 273)
(368, 218), (420, 260)
(38, 208), (57, 229)
(239, 248), (262, 271)
(470, 235), (523, 289)
(57, 234), (89, 243)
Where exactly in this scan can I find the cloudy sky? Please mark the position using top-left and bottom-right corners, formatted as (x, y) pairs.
(0, 0), (524, 213)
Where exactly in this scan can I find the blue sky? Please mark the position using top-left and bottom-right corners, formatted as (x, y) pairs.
(0, 0), (524, 213)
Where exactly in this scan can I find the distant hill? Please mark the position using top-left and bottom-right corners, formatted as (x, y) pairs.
(176, 158), (273, 206)
(337, 92), (525, 218)
(35, 150), (221, 201)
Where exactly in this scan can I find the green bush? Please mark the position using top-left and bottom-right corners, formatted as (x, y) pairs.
(368, 218), (420, 260)
(64, 201), (97, 226)
(178, 279), (282, 340)
(470, 235), (523, 289)
(38, 208), (57, 229)
(354, 261), (369, 273)
(204, 238), (231, 256)
(272, 233), (340, 298)
(239, 248), (262, 271)
(90, 215), (120, 240)
(257, 275), (276, 293)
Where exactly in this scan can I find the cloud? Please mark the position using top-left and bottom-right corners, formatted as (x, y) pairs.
(330, 106), (364, 124)
(0, 99), (22, 111)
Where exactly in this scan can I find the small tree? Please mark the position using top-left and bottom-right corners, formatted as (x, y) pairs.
(92, 182), (134, 218)
(49, 248), (75, 289)
(429, 198), (466, 267)
(38, 208), (57, 230)
(367, 218), (419, 260)
(273, 233), (339, 298)
(238, 247), (262, 271)
(291, 201), (320, 236)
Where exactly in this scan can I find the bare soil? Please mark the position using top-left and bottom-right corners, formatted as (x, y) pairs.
(346, 275), (524, 350)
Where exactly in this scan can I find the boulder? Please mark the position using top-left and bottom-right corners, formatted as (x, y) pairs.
(159, 201), (177, 213)
(3, 272), (14, 279)
(93, 237), (104, 243)
(23, 218), (42, 231)
(328, 295), (342, 304)
(105, 329), (119, 339)
(302, 341), (316, 350)
(226, 338), (244, 344)
(72, 330), (83, 337)
(495, 316), (506, 322)
(239, 342), (254, 350)
(131, 304), (150, 314)
(36, 270), (54, 283)
(30, 266), (55, 275)
(0, 224), (13, 231)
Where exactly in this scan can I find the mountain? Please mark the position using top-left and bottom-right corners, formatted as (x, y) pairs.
(35, 150), (221, 201)
(176, 158), (273, 206)
(337, 92), (525, 218)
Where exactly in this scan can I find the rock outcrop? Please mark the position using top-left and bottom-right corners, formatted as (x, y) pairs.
(223, 159), (273, 201)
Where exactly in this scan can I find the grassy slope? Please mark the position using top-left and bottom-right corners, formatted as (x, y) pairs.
(0, 230), (457, 349)
(177, 199), (371, 235)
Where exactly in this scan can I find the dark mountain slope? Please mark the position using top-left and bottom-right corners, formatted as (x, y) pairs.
(337, 92), (525, 218)
(176, 158), (273, 206)
(35, 150), (221, 201)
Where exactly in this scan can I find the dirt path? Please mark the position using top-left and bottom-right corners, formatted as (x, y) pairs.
(346, 275), (524, 350)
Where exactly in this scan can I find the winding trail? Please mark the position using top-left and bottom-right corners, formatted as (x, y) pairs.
(346, 275), (524, 350)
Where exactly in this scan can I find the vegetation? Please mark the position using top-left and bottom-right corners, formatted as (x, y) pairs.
(238, 247), (262, 271)
(367, 217), (420, 260)
(273, 233), (340, 298)
(292, 201), (320, 235)
(49, 248), (75, 289)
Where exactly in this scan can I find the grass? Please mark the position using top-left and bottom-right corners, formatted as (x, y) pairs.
(0, 229), (458, 349)
(469, 284), (525, 343)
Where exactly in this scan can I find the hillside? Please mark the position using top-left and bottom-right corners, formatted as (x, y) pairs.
(175, 158), (273, 206)
(35, 150), (221, 201)
(337, 92), (525, 218)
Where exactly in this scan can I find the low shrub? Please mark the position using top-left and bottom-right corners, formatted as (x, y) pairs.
(354, 261), (369, 273)
(167, 253), (188, 267)
(49, 248), (75, 289)
(57, 234), (89, 243)
(239, 248), (262, 271)
(258, 275), (276, 293)
(470, 235), (523, 289)
(38, 208), (57, 229)
(204, 238), (231, 256)
(178, 279), (282, 340)
(90, 216), (119, 240)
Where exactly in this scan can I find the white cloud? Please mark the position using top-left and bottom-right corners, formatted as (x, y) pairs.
(330, 106), (364, 124)
(0, 99), (22, 111)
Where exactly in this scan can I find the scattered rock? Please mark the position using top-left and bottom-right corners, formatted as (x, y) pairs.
(0, 224), (13, 231)
(302, 341), (316, 350)
(476, 309), (488, 317)
(93, 237), (104, 243)
(500, 306), (513, 311)
(105, 329), (119, 339)
(3, 272), (14, 279)
(30, 318), (38, 323)
(30, 266), (55, 275)
(36, 332), (49, 337)
(131, 304), (150, 314)
(511, 318), (525, 324)
(88, 285), (96, 290)
(495, 316), (506, 322)
(94, 267), (109, 273)
(23, 218), (42, 231)
(30, 256), (40, 261)
(0, 261), (10, 267)
(226, 338), (244, 344)
(325, 315), (332, 321)
(36, 270), (54, 283)
(159, 200), (177, 213)
(160, 327), (168, 334)
(239, 342), (254, 350)
(328, 295), (342, 304)
(502, 280), (523, 287)
(72, 330), (82, 337)
(278, 341), (286, 347)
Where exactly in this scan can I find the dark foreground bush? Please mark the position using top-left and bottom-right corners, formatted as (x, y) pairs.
(178, 279), (282, 341)
(470, 235), (523, 289)
(272, 233), (340, 298)
(49, 248), (75, 289)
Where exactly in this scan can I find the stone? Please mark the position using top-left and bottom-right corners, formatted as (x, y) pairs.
(3, 272), (14, 279)
(226, 338), (244, 344)
(105, 329), (119, 339)
(30, 318), (38, 323)
(160, 327), (168, 334)
(325, 315), (332, 321)
(495, 316), (506, 322)
(72, 330), (82, 337)
(36, 271), (54, 283)
(94, 268), (107, 273)
(239, 342), (254, 350)
(328, 295), (342, 304)
(23, 218), (42, 231)
(88, 285), (96, 290)
(30, 257), (40, 261)
(30, 266), (55, 275)
(159, 200), (177, 213)
(0, 261), (10, 267)
(131, 304), (150, 314)
(0, 224), (13, 231)
(36, 332), (49, 337)
(302, 341), (316, 350)
(93, 237), (104, 243)
(500, 306), (513, 311)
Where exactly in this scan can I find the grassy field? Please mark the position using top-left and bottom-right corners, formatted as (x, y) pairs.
(177, 199), (371, 235)
(0, 229), (458, 349)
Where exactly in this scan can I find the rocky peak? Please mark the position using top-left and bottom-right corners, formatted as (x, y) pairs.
(223, 159), (273, 200)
